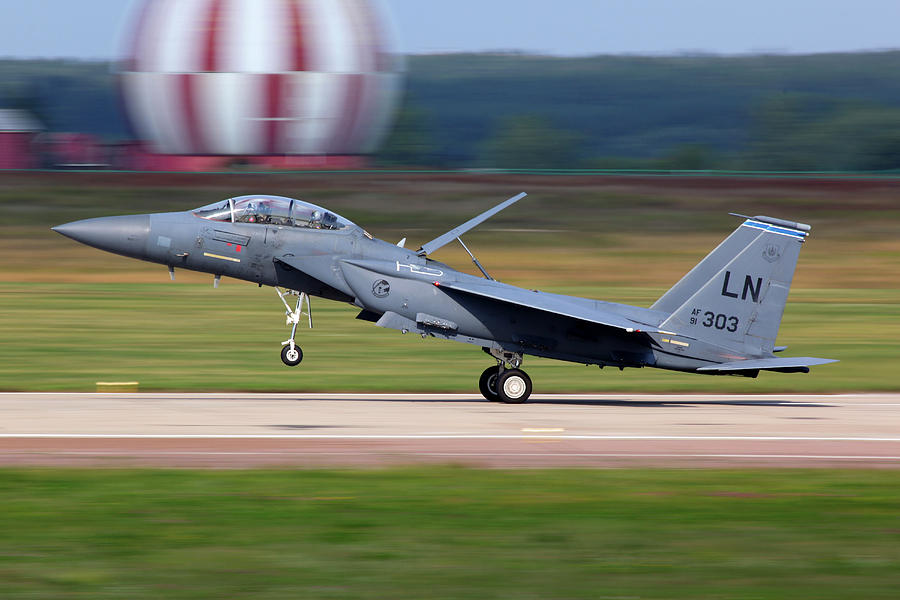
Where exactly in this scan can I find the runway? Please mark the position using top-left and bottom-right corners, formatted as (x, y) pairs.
(1, 392), (898, 468)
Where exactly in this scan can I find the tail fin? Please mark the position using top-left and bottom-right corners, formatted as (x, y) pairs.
(652, 216), (810, 355)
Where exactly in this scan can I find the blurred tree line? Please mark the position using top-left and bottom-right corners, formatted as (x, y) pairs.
(383, 51), (900, 171)
(5, 52), (900, 171)
(0, 60), (126, 138)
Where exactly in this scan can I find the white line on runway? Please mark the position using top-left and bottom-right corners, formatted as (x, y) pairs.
(5, 451), (900, 461)
(0, 392), (877, 401)
(2, 434), (899, 441)
(5, 393), (900, 408)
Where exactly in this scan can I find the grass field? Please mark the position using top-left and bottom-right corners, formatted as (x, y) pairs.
(0, 468), (897, 599)
(1, 282), (897, 392)
(1, 171), (898, 392)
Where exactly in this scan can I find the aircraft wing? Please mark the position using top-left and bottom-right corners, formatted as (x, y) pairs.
(434, 279), (654, 334)
(697, 357), (838, 372)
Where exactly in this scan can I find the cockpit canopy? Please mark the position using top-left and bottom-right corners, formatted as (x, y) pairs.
(193, 195), (354, 231)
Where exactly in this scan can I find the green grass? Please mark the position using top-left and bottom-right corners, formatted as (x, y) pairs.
(1, 282), (897, 392)
(0, 468), (897, 599)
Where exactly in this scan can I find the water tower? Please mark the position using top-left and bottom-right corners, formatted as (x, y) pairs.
(119, 0), (403, 169)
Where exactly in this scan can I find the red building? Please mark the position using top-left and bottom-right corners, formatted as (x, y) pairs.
(41, 132), (106, 168)
(0, 109), (42, 169)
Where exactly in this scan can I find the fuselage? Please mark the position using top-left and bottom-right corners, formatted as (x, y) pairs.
(53, 194), (838, 402)
(54, 202), (736, 374)
(57, 193), (820, 381)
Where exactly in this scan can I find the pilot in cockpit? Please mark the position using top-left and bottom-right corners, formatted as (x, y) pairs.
(194, 196), (352, 231)
(257, 202), (272, 224)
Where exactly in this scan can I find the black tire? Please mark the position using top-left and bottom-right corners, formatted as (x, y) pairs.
(280, 344), (303, 366)
(478, 365), (501, 401)
(496, 369), (532, 404)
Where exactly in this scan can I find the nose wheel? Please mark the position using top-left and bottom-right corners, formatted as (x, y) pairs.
(281, 344), (303, 366)
(276, 288), (311, 367)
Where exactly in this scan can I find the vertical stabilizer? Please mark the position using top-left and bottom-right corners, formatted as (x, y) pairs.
(653, 216), (810, 355)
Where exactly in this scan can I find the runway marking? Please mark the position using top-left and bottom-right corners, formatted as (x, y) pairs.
(3, 392), (899, 408)
(0, 392), (880, 402)
(4, 394), (900, 408)
(2, 434), (899, 441)
(4, 451), (899, 461)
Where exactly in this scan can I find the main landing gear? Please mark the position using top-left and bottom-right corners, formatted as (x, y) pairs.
(479, 349), (533, 403)
(276, 288), (311, 367)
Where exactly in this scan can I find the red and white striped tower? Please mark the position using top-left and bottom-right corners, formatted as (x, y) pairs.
(119, 0), (403, 162)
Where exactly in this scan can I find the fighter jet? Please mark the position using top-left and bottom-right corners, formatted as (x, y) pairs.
(53, 192), (836, 403)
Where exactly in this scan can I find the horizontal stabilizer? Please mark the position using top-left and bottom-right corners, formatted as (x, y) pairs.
(435, 279), (652, 334)
(418, 193), (527, 256)
(698, 357), (838, 372)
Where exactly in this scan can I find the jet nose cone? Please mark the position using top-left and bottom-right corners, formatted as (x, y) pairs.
(52, 214), (151, 259)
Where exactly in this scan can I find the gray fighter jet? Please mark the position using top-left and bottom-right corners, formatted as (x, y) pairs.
(53, 192), (836, 402)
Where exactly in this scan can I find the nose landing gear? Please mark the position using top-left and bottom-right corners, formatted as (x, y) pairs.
(479, 348), (532, 403)
(281, 344), (303, 366)
(276, 288), (311, 367)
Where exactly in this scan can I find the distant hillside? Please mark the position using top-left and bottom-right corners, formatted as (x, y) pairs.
(396, 52), (900, 169)
(4, 52), (900, 170)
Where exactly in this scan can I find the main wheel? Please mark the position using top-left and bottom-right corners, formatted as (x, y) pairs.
(478, 365), (501, 401)
(280, 344), (303, 366)
(496, 369), (532, 404)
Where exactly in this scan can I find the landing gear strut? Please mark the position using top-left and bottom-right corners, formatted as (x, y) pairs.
(479, 348), (532, 403)
(276, 288), (311, 367)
